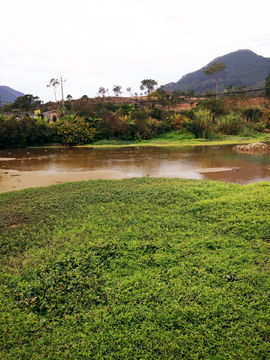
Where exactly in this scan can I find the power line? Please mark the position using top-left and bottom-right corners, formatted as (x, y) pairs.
(64, 34), (270, 80)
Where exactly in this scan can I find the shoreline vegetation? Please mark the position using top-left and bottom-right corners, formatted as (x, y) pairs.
(1, 178), (270, 358)
(1, 96), (270, 149)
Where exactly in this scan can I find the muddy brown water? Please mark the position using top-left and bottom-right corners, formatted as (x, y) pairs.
(1, 145), (270, 192)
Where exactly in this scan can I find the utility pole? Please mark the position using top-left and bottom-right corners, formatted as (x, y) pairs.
(60, 76), (66, 113)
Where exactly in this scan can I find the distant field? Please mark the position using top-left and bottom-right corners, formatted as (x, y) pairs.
(1, 178), (270, 359)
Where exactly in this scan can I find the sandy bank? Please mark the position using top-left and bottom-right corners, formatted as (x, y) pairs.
(0, 170), (128, 193)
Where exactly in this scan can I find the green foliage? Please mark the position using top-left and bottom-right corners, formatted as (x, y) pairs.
(185, 109), (214, 139)
(203, 62), (227, 78)
(215, 112), (243, 135)
(57, 115), (96, 145)
(150, 107), (162, 120)
(196, 98), (227, 117)
(241, 107), (262, 122)
(140, 79), (158, 94)
(1, 178), (270, 358)
(0, 116), (53, 148)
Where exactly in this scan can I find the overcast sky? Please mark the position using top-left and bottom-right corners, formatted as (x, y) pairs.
(1, 0), (270, 103)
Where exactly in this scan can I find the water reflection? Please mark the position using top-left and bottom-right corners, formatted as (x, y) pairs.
(1, 145), (270, 184)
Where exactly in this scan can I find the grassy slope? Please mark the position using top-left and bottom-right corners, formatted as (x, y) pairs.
(0, 178), (270, 359)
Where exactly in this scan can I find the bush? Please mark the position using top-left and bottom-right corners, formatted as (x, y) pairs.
(242, 107), (262, 122)
(57, 115), (96, 145)
(196, 98), (227, 117)
(169, 113), (186, 131)
(150, 107), (162, 120)
(215, 112), (243, 135)
(0, 116), (52, 148)
(184, 109), (214, 139)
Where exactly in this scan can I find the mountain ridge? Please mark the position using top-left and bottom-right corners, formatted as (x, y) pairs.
(0, 86), (24, 106)
(164, 49), (270, 94)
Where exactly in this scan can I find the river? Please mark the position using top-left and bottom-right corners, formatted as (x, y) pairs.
(1, 145), (270, 192)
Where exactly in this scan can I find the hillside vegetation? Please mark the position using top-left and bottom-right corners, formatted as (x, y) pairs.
(1, 178), (270, 358)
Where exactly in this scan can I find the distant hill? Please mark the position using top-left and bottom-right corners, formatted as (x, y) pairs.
(164, 49), (270, 94)
(0, 86), (24, 106)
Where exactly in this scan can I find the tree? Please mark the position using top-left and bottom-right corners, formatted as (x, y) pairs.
(112, 85), (122, 97)
(98, 87), (108, 97)
(203, 62), (227, 98)
(140, 79), (158, 94)
(265, 73), (270, 98)
(12, 94), (41, 111)
(126, 87), (132, 97)
(47, 78), (60, 102)
(66, 94), (73, 101)
(205, 89), (213, 97)
(226, 84), (233, 94)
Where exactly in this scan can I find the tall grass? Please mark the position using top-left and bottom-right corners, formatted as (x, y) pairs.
(185, 109), (214, 139)
(215, 112), (243, 135)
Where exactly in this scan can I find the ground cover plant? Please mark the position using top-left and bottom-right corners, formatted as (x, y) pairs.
(1, 178), (270, 359)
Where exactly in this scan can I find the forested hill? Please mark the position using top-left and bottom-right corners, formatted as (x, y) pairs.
(164, 49), (270, 94)
(0, 86), (24, 106)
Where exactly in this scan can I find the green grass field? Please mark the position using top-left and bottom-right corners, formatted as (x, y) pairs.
(1, 178), (270, 359)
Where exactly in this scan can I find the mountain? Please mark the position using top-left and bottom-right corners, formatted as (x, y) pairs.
(0, 86), (24, 106)
(164, 49), (270, 94)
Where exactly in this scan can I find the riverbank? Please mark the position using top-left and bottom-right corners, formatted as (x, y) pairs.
(1, 178), (270, 358)
(87, 131), (270, 148)
(0, 169), (126, 193)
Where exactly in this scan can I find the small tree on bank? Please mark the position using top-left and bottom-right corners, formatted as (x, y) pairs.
(203, 62), (227, 99)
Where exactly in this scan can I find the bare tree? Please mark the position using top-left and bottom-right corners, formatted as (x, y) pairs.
(47, 78), (60, 102)
(98, 87), (109, 97)
(126, 87), (132, 97)
(112, 85), (122, 97)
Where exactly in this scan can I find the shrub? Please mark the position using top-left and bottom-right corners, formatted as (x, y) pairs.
(259, 106), (270, 129)
(57, 115), (96, 145)
(215, 112), (243, 135)
(169, 113), (186, 131)
(184, 109), (214, 139)
(242, 107), (262, 122)
(150, 107), (162, 120)
(0, 116), (52, 148)
(196, 98), (227, 117)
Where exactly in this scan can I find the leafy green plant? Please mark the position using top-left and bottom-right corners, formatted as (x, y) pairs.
(196, 98), (227, 117)
(185, 108), (214, 139)
(57, 115), (96, 145)
(0, 116), (53, 148)
(215, 112), (243, 135)
(242, 107), (262, 122)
